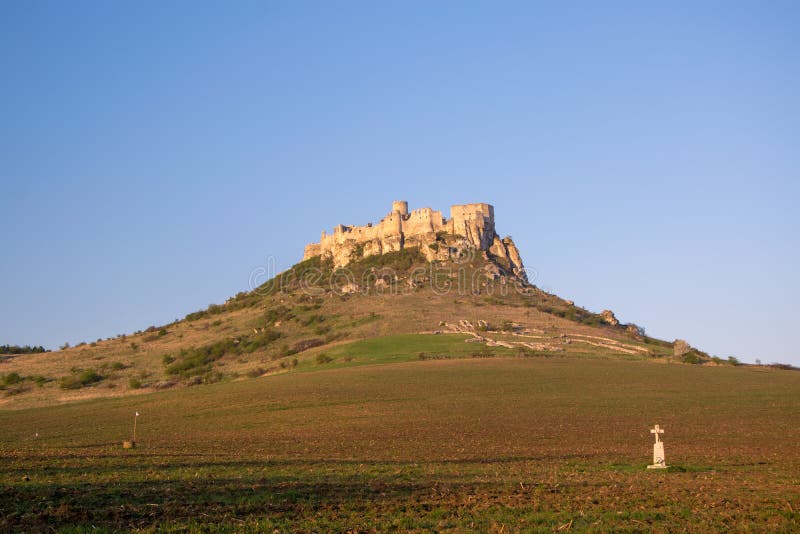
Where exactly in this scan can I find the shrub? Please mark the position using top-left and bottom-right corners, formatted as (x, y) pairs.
(299, 314), (326, 327)
(247, 367), (266, 378)
(242, 329), (282, 353)
(60, 369), (103, 390)
(313, 325), (331, 336)
(350, 243), (365, 261)
(682, 352), (701, 365)
(728, 356), (741, 366)
(4, 384), (30, 396)
(643, 336), (672, 348)
(296, 301), (323, 313)
(166, 345), (228, 378)
(2, 372), (21, 386)
(30, 375), (49, 386)
(110, 362), (126, 371)
(129, 378), (142, 389)
(265, 305), (294, 324)
(291, 358), (299, 367)
(162, 354), (175, 365)
(293, 338), (325, 353)
(158, 328), (168, 337)
(316, 354), (333, 365)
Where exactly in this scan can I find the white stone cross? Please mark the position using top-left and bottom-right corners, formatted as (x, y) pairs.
(647, 424), (668, 469)
(650, 424), (664, 443)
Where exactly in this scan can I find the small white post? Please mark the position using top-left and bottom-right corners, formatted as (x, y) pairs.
(133, 411), (140, 443)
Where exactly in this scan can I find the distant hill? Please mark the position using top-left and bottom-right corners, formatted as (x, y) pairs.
(0, 201), (742, 409)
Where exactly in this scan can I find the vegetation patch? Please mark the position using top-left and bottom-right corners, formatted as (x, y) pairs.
(265, 305), (294, 324)
(299, 314), (327, 327)
(311, 333), (516, 369)
(535, 303), (606, 327)
(0, 373), (50, 395)
(164, 329), (282, 379)
(293, 338), (326, 353)
(183, 286), (266, 321)
(315, 353), (334, 365)
(59, 368), (104, 390)
(0, 344), (48, 355)
(0, 372), (49, 396)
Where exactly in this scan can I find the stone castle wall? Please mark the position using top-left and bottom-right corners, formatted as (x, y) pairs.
(303, 201), (525, 278)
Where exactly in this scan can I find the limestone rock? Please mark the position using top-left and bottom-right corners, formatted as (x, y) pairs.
(626, 324), (645, 337)
(489, 235), (508, 262)
(673, 339), (691, 357)
(600, 310), (619, 326)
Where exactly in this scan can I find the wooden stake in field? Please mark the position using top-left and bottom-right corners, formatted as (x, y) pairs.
(647, 424), (667, 469)
(123, 411), (140, 449)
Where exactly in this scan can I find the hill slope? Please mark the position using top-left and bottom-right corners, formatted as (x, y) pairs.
(2, 249), (713, 408)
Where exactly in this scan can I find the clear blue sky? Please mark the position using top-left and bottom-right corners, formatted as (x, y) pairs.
(2, 1), (798, 364)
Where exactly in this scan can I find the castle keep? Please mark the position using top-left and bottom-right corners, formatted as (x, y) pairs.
(303, 201), (526, 278)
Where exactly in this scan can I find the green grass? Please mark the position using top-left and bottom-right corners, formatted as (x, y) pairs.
(298, 333), (517, 369)
(1, 356), (799, 531)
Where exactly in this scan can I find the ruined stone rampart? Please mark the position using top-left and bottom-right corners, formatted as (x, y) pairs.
(303, 201), (525, 279)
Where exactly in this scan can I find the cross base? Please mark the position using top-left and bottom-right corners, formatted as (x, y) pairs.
(646, 463), (668, 469)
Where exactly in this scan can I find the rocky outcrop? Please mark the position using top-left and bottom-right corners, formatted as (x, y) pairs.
(600, 310), (619, 327)
(487, 235), (526, 279)
(303, 201), (526, 279)
(673, 339), (691, 357)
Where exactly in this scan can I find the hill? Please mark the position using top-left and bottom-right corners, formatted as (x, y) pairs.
(0, 200), (744, 409)
(0, 243), (694, 410)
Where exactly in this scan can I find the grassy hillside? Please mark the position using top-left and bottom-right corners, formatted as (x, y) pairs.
(1, 356), (798, 531)
(1, 250), (702, 409)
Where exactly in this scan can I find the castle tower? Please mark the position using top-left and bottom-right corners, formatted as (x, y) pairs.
(392, 200), (409, 216)
(449, 203), (496, 249)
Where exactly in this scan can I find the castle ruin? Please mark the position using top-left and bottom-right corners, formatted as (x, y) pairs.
(303, 201), (526, 279)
